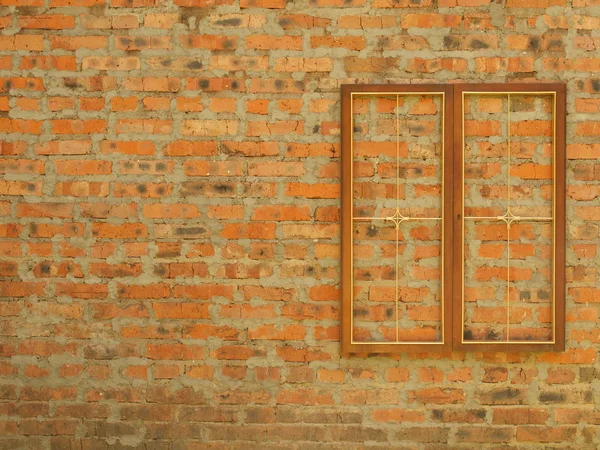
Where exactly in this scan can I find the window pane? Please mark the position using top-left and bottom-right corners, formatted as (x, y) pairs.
(350, 92), (444, 346)
(460, 90), (558, 347)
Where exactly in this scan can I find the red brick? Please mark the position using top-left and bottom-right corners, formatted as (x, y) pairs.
(0, 35), (44, 51)
(51, 120), (106, 135)
(0, 4), (594, 448)
(246, 35), (302, 50)
(240, 0), (286, 7)
(54, 160), (111, 175)
(19, 15), (75, 29)
(146, 344), (204, 360)
(516, 426), (576, 443)
(409, 388), (465, 404)
(311, 35), (365, 50)
(118, 284), (169, 299)
(50, 35), (107, 50)
(82, 57), (140, 71)
(279, 14), (331, 29)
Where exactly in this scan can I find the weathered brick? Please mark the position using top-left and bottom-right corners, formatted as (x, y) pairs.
(0, 2), (596, 449)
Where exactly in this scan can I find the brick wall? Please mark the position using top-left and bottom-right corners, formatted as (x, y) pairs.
(1, 0), (599, 448)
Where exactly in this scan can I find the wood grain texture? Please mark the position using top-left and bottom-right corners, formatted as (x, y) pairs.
(342, 83), (565, 353)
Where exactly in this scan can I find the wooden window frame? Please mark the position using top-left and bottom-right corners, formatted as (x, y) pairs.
(341, 83), (566, 354)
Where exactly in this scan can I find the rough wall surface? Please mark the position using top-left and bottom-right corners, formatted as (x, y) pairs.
(0, 0), (599, 448)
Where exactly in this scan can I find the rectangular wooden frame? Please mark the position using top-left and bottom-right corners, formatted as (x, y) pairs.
(452, 83), (566, 352)
(341, 83), (565, 354)
(341, 84), (454, 354)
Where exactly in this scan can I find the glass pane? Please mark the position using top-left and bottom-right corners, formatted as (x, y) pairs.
(397, 95), (443, 219)
(507, 221), (553, 342)
(352, 95), (399, 216)
(352, 220), (399, 343)
(463, 219), (507, 342)
(399, 219), (442, 342)
(351, 92), (444, 345)
(462, 91), (556, 346)
(509, 94), (554, 219)
(464, 94), (508, 218)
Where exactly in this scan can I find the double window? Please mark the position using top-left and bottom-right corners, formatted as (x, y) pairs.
(341, 83), (565, 353)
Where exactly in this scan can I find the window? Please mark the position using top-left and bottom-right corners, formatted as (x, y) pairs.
(341, 83), (565, 353)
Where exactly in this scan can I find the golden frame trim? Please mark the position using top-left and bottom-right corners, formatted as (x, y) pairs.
(460, 90), (557, 345)
(349, 91), (446, 346)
